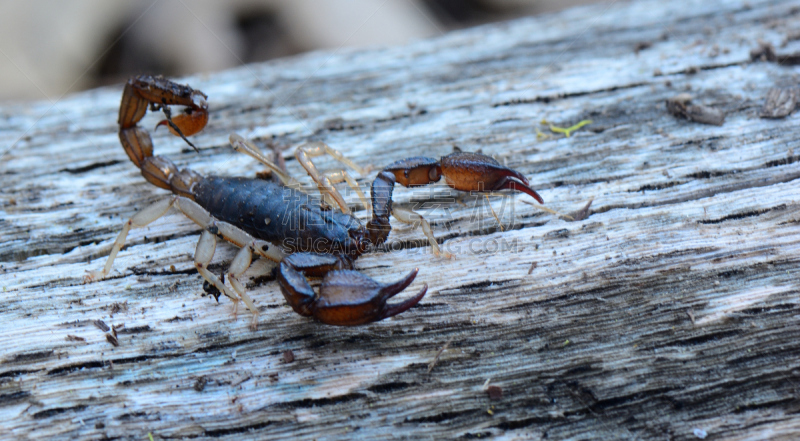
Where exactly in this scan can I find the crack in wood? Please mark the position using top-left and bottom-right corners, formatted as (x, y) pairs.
(59, 160), (121, 174)
(698, 204), (787, 224)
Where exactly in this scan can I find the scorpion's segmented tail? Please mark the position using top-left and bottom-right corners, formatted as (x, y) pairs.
(118, 75), (209, 198)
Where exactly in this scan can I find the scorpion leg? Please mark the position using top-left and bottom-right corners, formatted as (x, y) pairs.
(323, 170), (372, 218)
(193, 230), (262, 326)
(229, 135), (370, 215)
(228, 134), (295, 186)
(174, 197), (288, 325)
(227, 244), (261, 329)
(295, 142), (370, 215)
(392, 206), (453, 259)
(277, 253), (428, 326)
(193, 230), (244, 315)
(86, 196), (280, 325)
(84, 196), (178, 282)
(174, 197), (286, 263)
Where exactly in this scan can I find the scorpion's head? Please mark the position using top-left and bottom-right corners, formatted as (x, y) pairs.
(348, 223), (373, 258)
(304, 207), (371, 261)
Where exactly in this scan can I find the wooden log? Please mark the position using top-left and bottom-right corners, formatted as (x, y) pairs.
(2, 0), (800, 438)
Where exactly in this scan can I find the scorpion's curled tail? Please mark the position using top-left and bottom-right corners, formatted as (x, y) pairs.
(118, 75), (209, 199)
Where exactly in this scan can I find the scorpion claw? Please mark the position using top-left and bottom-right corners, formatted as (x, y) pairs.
(492, 177), (544, 204)
(277, 263), (426, 326)
(380, 280), (428, 320)
(439, 151), (544, 202)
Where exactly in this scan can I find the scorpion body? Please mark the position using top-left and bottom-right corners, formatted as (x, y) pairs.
(193, 176), (366, 259)
(87, 75), (544, 327)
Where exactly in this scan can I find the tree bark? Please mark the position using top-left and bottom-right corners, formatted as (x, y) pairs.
(2, 0), (799, 439)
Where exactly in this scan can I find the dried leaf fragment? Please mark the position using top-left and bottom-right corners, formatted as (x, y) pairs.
(760, 88), (798, 118)
(750, 42), (800, 65)
(666, 94), (725, 126)
(569, 199), (594, 222)
(193, 376), (208, 392)
(634, 41), (652, 54)
(93, 319), (110, 332)
(751, 42), (777, 61)
(108, 301), (128, 315)
(105, 334), (119, 347)
(487, 385), (503, 400)
(427, 337), (454, 373)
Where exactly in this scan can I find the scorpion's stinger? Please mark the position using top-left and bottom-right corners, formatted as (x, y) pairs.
(155, 116), (199, 152)
(119, 75), (208, 155)
(155, 105), (209, 153)
(155, 107), (209, 139)
(117, 75), (209, 191)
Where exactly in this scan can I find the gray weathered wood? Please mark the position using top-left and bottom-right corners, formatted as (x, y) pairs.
(2, 0), (800, 439)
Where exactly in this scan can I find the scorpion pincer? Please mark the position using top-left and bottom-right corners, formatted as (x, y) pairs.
(86, 75), (544, 327)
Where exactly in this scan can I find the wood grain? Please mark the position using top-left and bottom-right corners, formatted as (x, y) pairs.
(2, 0), (800, 439)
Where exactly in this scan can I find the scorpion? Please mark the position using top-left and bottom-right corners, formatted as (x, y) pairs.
(85, 75), (545, 327)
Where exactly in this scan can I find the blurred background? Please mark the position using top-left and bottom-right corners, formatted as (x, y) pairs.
(0, 0), (600, 102)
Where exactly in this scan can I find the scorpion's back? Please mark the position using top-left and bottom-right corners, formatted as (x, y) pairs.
(193, 176), (367, 258)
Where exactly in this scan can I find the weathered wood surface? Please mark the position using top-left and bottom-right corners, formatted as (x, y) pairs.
(2, 0), (800, 439)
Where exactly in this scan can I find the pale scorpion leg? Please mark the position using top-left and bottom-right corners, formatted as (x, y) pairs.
(84, 196), (178, 282)
(173, 197), (285, 263)
(228, 134), (296, 187)
(226, 245), (260, 329)
(323, 170), (372, 218)
(391, 206), (453, 259)
(174, 197), (285, 323)
(87, 195), (285, 325)
(191, 231), (259, 326)
(229, 134), (369, 216)
(193, 230), (243, 313)
(295, 141), (370, 215)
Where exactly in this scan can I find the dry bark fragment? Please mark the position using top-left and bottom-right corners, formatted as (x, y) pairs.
(105, 334), (119, 347)
(750, 42), (800, 65)
(666, 93), (725, 126)
(760, 87), (798, 118)
(487, 385), (503, 401)
(93, 319), (110, 332)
